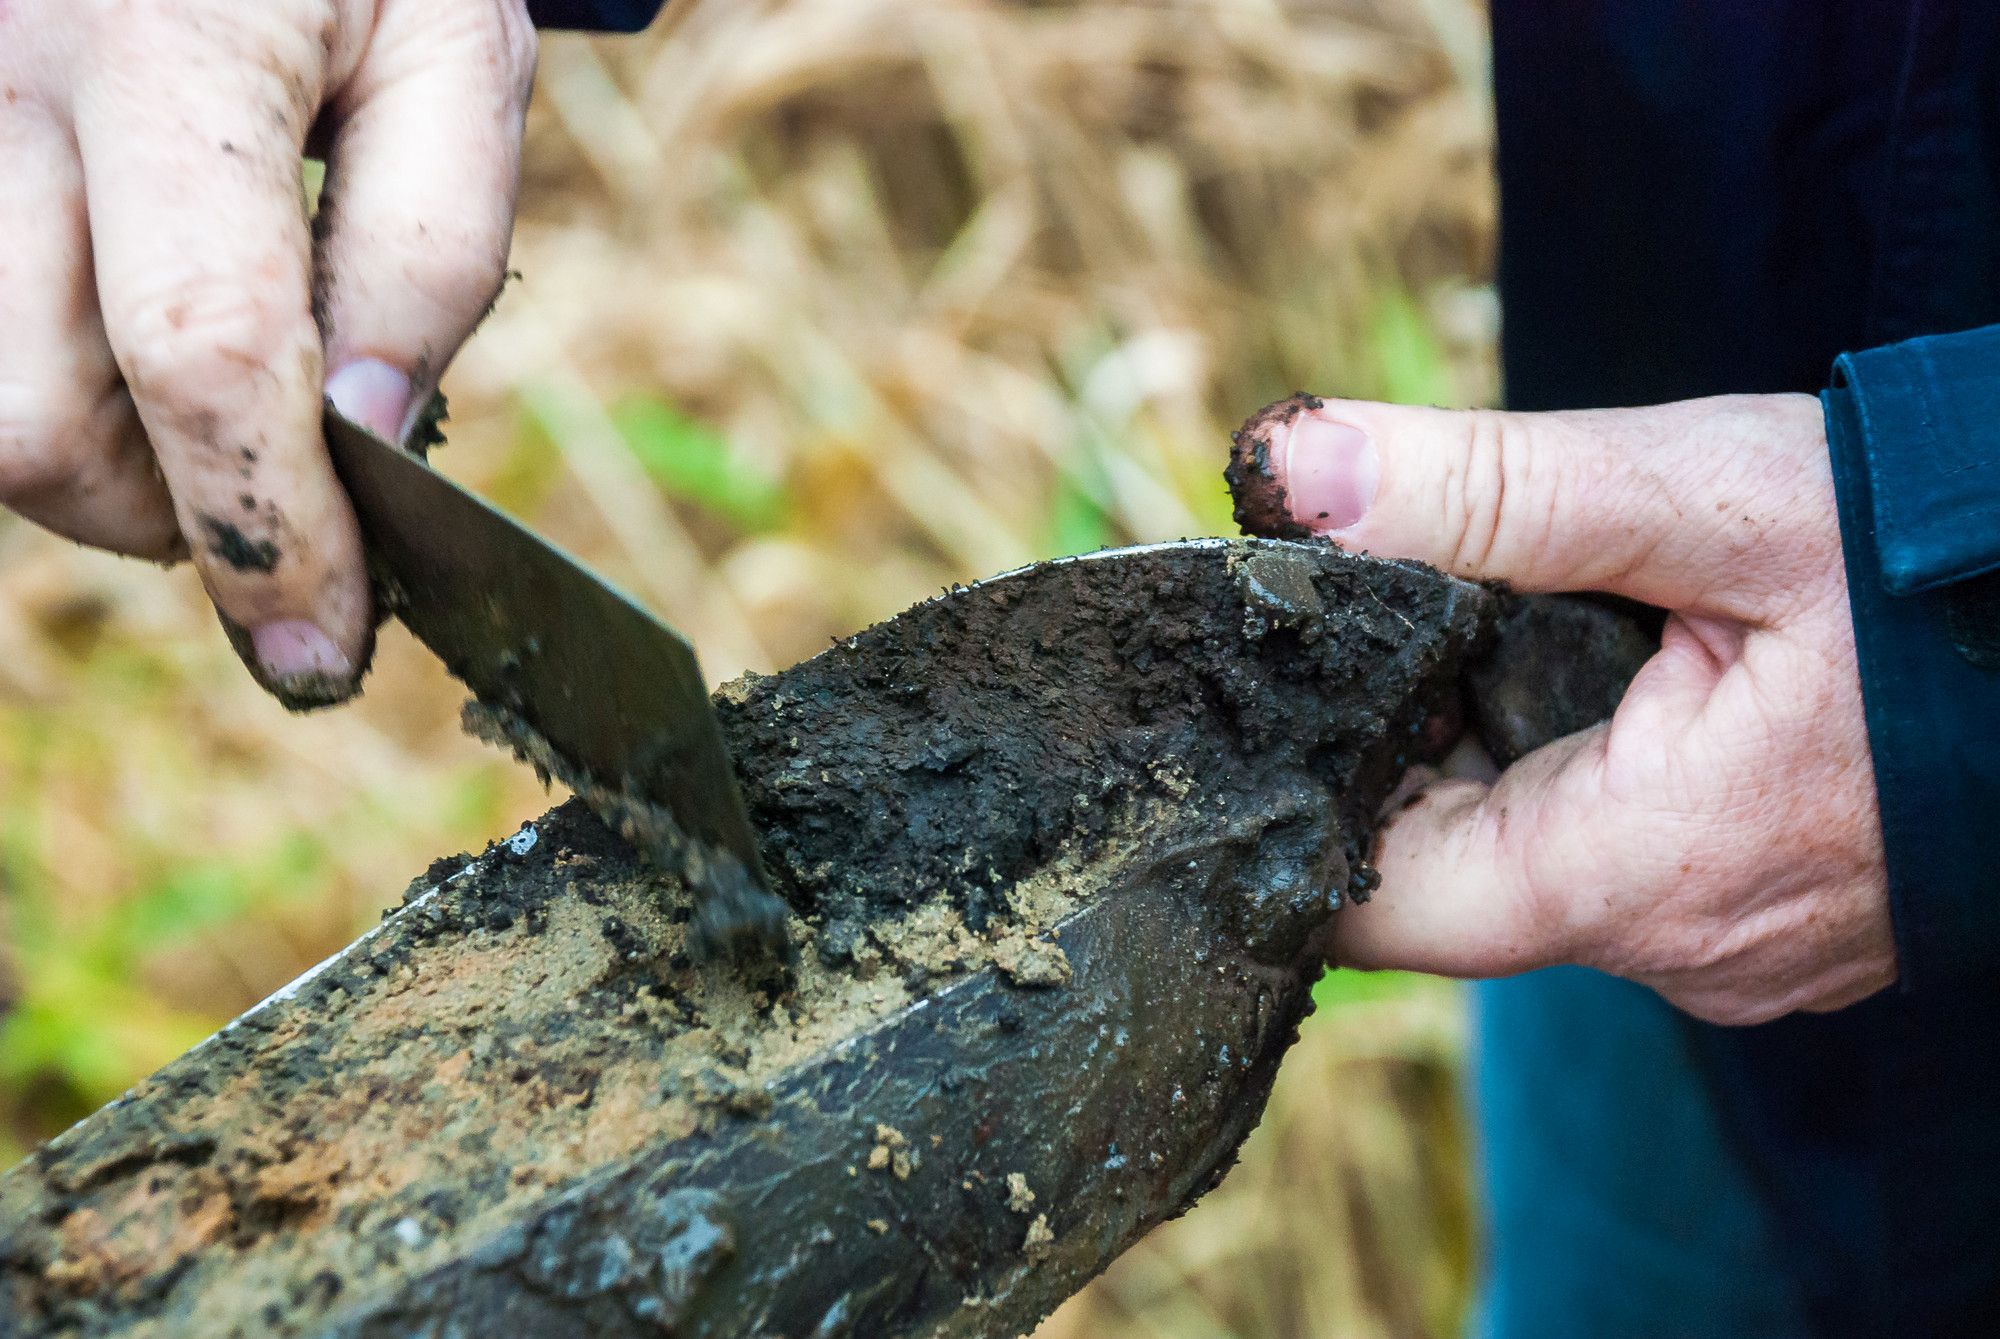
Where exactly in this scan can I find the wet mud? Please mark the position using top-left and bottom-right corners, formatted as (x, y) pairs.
(463, 702), (793, 966)
(1463, 594), (1659, 766)
(1226, 395), (1660, 768)
(0, 538), (1496, 1338)
(1222, 392), (1322, 542)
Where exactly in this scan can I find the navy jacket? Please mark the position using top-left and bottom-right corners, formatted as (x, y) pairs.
(525, 0), (659, 32)
(545, 0), (2000, 1331)
(1498, 5), (2000, 1334)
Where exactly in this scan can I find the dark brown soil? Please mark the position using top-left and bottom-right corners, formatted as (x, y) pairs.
(1464, 594), (1661, 765)
(0, 539), (1496, 1339)
(721, 539), (1480, 962)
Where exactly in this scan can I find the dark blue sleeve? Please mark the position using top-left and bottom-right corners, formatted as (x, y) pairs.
(526, 0), (663, 32)
(1823, 324), (2000, 991)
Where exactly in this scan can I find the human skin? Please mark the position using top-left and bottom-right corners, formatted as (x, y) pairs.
(0, 0), (535, 706)
(1239, 392), (1895, 1026)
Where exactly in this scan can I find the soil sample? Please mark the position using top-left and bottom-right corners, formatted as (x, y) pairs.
(0, 539), (1495, 1338)
(1226, 394), (1659, 766)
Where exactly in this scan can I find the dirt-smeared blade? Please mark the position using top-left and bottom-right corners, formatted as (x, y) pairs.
(323, 410), (787, 959)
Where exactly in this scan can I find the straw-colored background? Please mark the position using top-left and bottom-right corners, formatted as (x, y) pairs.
(0, 1), (1496, 1332)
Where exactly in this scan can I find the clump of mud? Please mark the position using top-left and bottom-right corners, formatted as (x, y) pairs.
(0, 539), (1493, 1339)
(1225, 395), (1659, 770)
(1464, 593), (1661, 765)
(723, 539), (1473, 965)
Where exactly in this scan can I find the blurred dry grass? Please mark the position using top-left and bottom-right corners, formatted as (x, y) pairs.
(0, 0), (1495, 1333)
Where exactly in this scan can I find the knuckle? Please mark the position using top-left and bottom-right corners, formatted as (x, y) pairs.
(411, 233), (512, 322)
(110, 272), (306, 399)
(1485, 822), (1575, 970)
(504, 11), (541, 88)
(0, 382), (86, 499)
(438, 1), (539, 100)
(1449, 409), (1539, 574)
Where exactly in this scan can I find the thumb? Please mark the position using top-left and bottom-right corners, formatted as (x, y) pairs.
(1230, 392), (1819, 613)
(1334, 728), (1612, 977)
(317, 0), (536, 442)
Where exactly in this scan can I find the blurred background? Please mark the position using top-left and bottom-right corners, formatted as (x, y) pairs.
(0, 0), (1495, 1332)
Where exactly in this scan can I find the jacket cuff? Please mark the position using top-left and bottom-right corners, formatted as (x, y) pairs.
(1835, 330), (2000, 593)
(1824, 324), (2000, 992)
(526, 0), (663, 31)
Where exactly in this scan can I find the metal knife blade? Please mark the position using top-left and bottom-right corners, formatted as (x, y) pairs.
(323, 410), (789, 960)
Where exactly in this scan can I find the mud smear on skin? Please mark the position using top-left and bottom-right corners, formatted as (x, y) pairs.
(197, 515), (281, 574)
(0, 540), (1493, 1338)
(200, 491), (369, 713)
(1223, 392), (1323, 541)
(212, 608), (368, 716)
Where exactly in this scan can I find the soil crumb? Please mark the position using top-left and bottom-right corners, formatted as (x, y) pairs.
(1023, 1215), (1056, 1264)
(989, 934), (1071, 988)
(869, 1126), (917, 1181)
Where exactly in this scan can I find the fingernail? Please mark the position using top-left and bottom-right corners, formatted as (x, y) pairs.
(250, 619), (355, 703)
(1281, 413), (1378, 533)
(325, 358), (413, 443)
